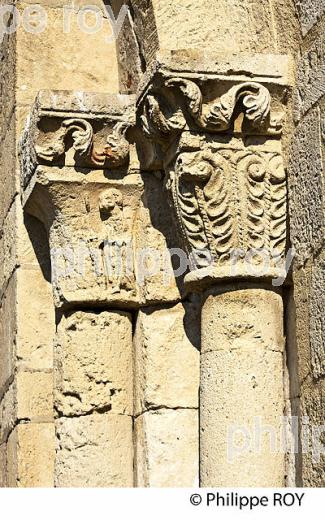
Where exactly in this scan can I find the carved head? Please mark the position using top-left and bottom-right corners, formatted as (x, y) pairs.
(99, 188), (123, 219)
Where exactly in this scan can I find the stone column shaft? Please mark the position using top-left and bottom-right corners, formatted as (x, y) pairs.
(200, 286), (285, 486)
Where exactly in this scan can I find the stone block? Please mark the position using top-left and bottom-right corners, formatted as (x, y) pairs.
(200, 288), (285, 487)
(135, 409), (198, 487)
(0, 275), (16, 391)
(16, 371), (53, 421)
(115, 0), (278, 91)
(134, 302), (199, 414)
(55, 310), (133, 416)
(0, 443), (6, 487)
(200, 348), (286, 487)
(0, 112), (18, 228)
(7, 423), (55, 487)
(300, 378), (325, 486)
(0, 383), (15, 443)
(16, 267), (54, 372)
(0, 33), (16, 138)
(55, 414), (133, 487)
(16, 3), (119, 107)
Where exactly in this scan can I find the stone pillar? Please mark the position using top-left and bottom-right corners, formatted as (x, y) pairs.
(136, 51), (291, 486)
(19, 91), (137, 486)
(19, 89), (186, 486)
(134, 302), (200, 487)
(200, 286), (285, 486)
(55, 310), (133, 487)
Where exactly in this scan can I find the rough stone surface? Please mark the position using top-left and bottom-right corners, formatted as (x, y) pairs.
(16, 371), (53, 421)
(289, 107), (324, 267)
(0, 33), (16, 143)
(134, 302), (200, 414)
(0, 443), (6, 487)
(16, 3), (119, 106)
(135, 409), (198, 487)
(7, 423), (55, 487)
(55, 311), (133, 417)
(55, 414), (133, 487)
(294, 0), (325, 36)
(310, 253), (325, 378)
(0, 0), (324, 491)
(300, 378), (325, 486)
(114, 0), (279, 91)
(0, 276), (16, 392)
(16, 268), (54, 372)
(200, 288), (285, 487)
(0, 113), (17, 228)
(292, 262), (313, 383)
(296, 33), (325, 120)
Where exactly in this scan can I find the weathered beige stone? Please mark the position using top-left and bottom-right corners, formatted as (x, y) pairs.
(0, 276), (16, 392)
(299, 377), (325, 486)
(135, 172), (183, 304)
(0, 33), (16, 139)
(200, 287), (286, 487)
(294, 0), (325, 36)
(7, 423), (55, 487)
(0, 383), (15, 444)
(20, 90), (182, 308)
(0, 112), (17, 227)
(55, 414), (133, 487)
(55, 310), (132, 417)
(134, 302), (199, 414)
(16, 371), (53, 421)
(0, 199), (49, 295)
(0, 0), (323, 491)
(16, 268), (54, 372)
(0, 443), (6, 487)
(289, 107), (324, 267)
(310, 252), (325, 379)
(16, 3), (119, 106)
(135, 409), (198, 487)
(114, 0), (279, 91)
(296, 32), (325, 120)
(292, 262), (313, 383)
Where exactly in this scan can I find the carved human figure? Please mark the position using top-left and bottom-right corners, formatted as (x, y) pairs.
(99, 188), (135, 294)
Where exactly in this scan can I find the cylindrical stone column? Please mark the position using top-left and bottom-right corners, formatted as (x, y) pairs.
(200, 285), (285, 487)
(54, 310), (133, 487)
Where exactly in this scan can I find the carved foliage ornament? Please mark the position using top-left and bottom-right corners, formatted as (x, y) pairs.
(167, 149), (287, 274)
(140, 80), (283, 140)
(35, 118), (130, 168)
(139, 79), (287, 282)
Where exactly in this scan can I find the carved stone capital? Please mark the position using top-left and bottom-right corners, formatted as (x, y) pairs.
(19, 90), (181, 308)
(20, 90), (136, 194)
(136, 51), (292, 288)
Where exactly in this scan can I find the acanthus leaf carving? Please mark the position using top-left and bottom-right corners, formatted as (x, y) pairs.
(165, 147), (287, 284)
(140, 79), (284, 137)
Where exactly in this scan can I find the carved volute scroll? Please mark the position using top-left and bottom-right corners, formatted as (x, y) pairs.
(136, 51), (291, 288)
